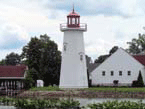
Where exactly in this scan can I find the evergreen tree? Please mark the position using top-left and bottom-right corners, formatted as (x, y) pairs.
(137, 71), (144, 87)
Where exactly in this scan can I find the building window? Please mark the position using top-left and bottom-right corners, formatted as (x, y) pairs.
(102, 71), (105, 76)
(119, 71), (122, 76)
(111, 71), (114, 76)
(128, 71), (131, 76)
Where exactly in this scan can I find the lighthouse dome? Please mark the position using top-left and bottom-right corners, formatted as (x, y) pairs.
(67, 11), (80, 17)
(67, 8), (80, 28)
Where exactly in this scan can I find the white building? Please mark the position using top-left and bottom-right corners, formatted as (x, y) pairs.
(59, 8), (88, 88)
(91, 48), (145, 86)
(37, 80), (44, 87)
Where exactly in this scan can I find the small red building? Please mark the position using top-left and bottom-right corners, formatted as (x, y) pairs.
(0, 65), (28, 90)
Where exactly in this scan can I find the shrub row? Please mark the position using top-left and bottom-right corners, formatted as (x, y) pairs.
(1, 97), (145, 109)
(0, 97), (80, 109)
(87, 100), (145, 109)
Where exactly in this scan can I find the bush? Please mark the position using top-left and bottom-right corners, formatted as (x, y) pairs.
(132, 71), (144, 87)
(87, 100), (145, 109)
(59, 98), (80, 109)
(132, 80), (138, 87)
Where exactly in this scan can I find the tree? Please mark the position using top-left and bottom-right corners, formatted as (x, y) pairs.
(21, 34), (61, 87)
(136, 71), (144, 87)
(94, 46), (118, 63)
(86, 55), (93, 87)
(127, 33), (145, 54)
(23, 69), (35, 89)
(94, 54), (109, 63)
(109, 46), (118, 55)
(5, 52), (21, 65)
(0, 59), (6, 65)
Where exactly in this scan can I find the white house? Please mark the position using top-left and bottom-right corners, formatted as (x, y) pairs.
(91, 48), (145, 86)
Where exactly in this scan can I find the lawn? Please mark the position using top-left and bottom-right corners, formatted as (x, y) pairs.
(29, 86), (60, 91)
(29, 86), (145, 93)
(82, 87), (145, 92)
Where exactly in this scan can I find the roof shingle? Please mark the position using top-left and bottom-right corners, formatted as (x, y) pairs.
(0, 65), (27, 78)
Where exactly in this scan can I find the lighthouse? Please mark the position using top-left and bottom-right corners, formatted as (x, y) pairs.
(59, 7), (88, 88)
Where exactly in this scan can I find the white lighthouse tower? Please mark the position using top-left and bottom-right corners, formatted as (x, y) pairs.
(59, 7), (88, 88)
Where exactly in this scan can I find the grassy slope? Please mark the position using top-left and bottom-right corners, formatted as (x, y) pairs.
(29, 86), (145, 92)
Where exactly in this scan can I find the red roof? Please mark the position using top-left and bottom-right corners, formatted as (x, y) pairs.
(133, 55), (145, 66)
(68, 11), (80, 16)
(0, 65), (27, 78)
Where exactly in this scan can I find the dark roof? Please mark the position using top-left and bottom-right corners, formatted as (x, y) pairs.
(133, 55), (145, 66)
(88, 63), (101, 73)
(0, 65), (27, 78)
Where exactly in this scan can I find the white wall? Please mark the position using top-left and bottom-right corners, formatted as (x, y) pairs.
(59, 30), (88, 88)
(92, 48), (145, 86)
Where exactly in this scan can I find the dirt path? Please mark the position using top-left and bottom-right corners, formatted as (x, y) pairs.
(16, 90), (145, 99)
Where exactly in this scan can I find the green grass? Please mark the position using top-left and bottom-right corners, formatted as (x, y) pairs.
(29, 86), (145, 92)
(29, 86), (60, 91)
(82, 87), (145, 92)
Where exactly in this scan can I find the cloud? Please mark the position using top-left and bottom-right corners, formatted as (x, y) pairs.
(39, 0), (145, 18)
(0, 0), (145, 61)
(0, 23), (29, 49)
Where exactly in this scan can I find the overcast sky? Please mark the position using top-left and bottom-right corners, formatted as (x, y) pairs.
(0, 0), (145, 61)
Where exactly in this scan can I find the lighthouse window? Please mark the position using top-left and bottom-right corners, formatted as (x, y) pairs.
(64, 45), (66, 51)
(77, 18), (79, 24)
(80, 55), (83, 61)
(72, 18), (75, 24)
(63, 42), (67, 51)
(69, 18), (71, 24)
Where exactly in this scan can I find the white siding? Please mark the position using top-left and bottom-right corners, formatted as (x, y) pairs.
(92, 48), (145, 86)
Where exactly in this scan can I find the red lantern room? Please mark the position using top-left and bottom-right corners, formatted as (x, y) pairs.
(67, 7), (80, 28)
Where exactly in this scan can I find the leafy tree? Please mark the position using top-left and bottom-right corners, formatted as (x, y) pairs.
(21, 34), (61, 86)
(86, 55), (93, 69)
(109, 46), (118, 55)
(23, 69), (35, 89)
(127, 33), (145, 54)
(5, 52), (21, 65)
(0, 59), (6, 65)
(86, 55), (93, 87)
(94, 54), (109, 63)
(94, 46), (118, 63)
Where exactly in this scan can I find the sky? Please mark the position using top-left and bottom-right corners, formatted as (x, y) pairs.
(0, 0), (145, 61)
